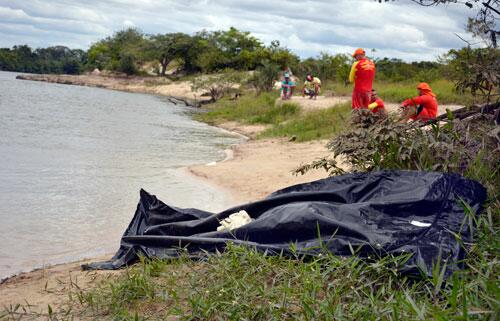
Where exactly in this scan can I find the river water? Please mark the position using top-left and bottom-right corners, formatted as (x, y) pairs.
(0, 71), (242, 279)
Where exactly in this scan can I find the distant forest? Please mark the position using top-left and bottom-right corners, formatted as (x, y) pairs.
(0, 27), (493, 84)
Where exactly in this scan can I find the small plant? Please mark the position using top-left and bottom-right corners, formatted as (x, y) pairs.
(190, 69), (243, 102)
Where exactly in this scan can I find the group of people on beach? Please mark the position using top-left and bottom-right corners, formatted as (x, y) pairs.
(280, 68), (321, 101)
(280, 47), (439, 122)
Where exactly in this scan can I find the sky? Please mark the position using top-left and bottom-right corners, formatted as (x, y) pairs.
(0, 0), (480, 61)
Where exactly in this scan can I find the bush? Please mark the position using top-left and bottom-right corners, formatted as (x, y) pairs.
(117, 54), (137, 75)
(296, 110), (500, 193)
(248, 60), (280, 92)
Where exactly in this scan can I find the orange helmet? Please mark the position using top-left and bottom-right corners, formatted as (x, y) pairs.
(417, 82), (432, 91)
(352, 48), (365, 57)
(417, 82), (436, 97)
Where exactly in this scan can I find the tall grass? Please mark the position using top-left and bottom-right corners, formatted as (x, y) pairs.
(195, 92), (285, 125)
(260, 102), (351, 142)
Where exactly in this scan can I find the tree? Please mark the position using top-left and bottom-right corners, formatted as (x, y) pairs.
(0, 45), (86, 74)
(442, 47), (500, 102)
(148, 33), (192, 76)
(296, 52), (352, 84)
(87, 28), (146, 74)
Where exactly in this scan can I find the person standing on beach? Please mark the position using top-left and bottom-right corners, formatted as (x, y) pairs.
(349, 48), (376, 109)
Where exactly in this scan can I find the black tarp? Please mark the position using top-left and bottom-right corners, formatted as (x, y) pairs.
(83, 170), (487, 277)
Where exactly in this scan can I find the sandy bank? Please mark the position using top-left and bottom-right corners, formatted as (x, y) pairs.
(16, 73), (210, 106)
(189, 124), (330, 203)
(0, 256), (117, 314)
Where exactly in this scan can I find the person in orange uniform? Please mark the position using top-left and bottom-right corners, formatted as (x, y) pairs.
(400, 82), (438, 122)
(367, 89), (386, 116)
(349, 48), (376, 109)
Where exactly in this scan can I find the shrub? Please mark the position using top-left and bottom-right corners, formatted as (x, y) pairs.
(295, 109), (500, 195)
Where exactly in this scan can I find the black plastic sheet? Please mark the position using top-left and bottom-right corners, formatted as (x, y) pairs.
(83, 170), (487, 277)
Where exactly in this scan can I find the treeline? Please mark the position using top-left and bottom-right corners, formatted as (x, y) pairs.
(0, 45), (86, 74)
(85, 28), (299, 76)
(0, 27), (493, 86)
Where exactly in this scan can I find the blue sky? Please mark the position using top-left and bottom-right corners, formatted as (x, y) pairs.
(0, 0), (481, 61)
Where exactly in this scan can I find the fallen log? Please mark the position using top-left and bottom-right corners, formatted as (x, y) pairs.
(421, 101), (500, 126)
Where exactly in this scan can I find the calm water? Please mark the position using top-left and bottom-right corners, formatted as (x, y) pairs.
(0, 71), (242, 279)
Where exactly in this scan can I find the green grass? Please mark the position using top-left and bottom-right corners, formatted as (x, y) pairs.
(322, 79), (473, 105)
(195, 91), (289, 125)
(260, 102), (352, 142)
(195, 92), (352, 142)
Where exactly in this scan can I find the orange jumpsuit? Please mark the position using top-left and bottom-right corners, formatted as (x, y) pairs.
(402, 94), (438, 122)
(349, 58), (375, 109)
(368, 98), (385, 114)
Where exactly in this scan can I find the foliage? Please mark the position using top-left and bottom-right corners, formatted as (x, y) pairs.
(375, 57), (443, 83)
(295, 110), (500, 194)
(117, 53), (138, 75)
(87, 28), (147, 73)
(297, 52), (352, 84)
(248, 60), (281, 92)
(0, 45), (86, 74)
(442, 47), (500, 102)
(193, 27), (263, 71)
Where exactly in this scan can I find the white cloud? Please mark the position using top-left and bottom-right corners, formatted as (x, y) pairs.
(0, 0), (477, 61)
(123, 20), (136, 28)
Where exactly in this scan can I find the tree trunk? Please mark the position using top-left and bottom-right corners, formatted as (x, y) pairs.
(160, 57), (169, 76)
